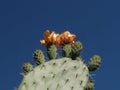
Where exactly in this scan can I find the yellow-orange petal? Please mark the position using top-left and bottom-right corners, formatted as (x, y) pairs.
(40, 40), (46, 45)
(44, 30), (50, 37)
(49, 32), (55, 43)
(50, 32), (59, 43)
(56, 35), (61, 45)
(44, 30), (51, 42)
(59, 31), (76, 45)
(68, 35), (76, 42)
(62, 31), (69, 40)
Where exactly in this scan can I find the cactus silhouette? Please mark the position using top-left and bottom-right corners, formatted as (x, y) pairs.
(18, 30), (101, 90)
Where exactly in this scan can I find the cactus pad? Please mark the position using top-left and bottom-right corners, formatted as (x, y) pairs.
(71, 41), (83, 59)
(88, 55), (101, 71)
(33, 50), (45, 65)
(18, 58), (89, 90)
(23, 63), (33, 75)
(47, 44), (57, 59)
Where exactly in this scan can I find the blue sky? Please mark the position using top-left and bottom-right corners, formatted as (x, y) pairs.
(0, 0), (120, 90)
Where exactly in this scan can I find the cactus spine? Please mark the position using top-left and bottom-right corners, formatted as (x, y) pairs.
(17, 30), (101, 90)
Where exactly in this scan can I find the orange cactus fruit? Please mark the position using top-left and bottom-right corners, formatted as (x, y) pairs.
(59, 31), (76, 45)
(40, 30), (60, 45)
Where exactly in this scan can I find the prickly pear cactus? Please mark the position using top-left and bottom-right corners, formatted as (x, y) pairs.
(17, 30), (101, 90)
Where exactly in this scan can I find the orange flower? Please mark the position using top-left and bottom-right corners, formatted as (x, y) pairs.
(40, 30), (60, 45)
(59, 31), (76, 45)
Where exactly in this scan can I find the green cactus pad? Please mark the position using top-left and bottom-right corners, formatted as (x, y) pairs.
(33, 50), (45, 65)
(84, 80), (94, 90)
(47, 44), (57, 59)
(71, 41), (83, 59)
(62, 44), (72, 57)
(18, 58), (89, 90)
(23, 63), (33, 75)
(88, 55), (101, 71)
